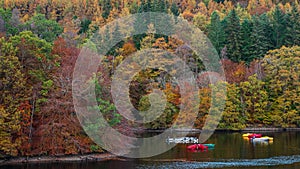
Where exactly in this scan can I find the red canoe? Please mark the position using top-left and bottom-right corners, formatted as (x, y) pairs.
(187, 144), (208, 151)
(248, 134), (262, 139)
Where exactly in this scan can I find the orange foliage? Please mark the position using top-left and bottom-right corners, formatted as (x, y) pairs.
(164, 83), (180, 106)
(221, 59), (247, 84)
(18, 101), (32, 156)
(121, 41), (137, 56)
(182, 11), (194, 22)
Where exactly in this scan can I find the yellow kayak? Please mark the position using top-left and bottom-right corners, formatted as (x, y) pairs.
(261, 136), (274, 141)
(242, 133), (252, 137)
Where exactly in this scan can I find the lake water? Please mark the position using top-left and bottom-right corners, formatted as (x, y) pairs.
(2, 131), (300, 169)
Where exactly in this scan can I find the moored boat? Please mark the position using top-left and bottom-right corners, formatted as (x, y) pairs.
(251, 137), (269, 142)
(242, 133), (252, 137)
(187, 144), (208, 151)
(260, 136), (274, 141)
(203, 144), (215, 148)
(247, 134), (262, 139)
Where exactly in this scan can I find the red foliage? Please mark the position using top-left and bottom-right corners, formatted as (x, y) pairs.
(221, 59), (247, 84)
(197, 71), (223, 88)
(250, 6), (270, 15)
(18, 101), (32, 156)
(31, 38), (95, 155)
(221, 59), (264, 84)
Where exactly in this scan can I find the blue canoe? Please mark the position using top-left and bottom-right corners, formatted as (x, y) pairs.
(203, 144), (215, 148)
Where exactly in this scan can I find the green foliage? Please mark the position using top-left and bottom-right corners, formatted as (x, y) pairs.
(270, 5), (287, 49)
(90, 144), (102, 152)
(207, 11), (226, 55)
(0, 8), (20, 36)
(101, 0), (112, 19)
(140, 98), (178, 129)
(94, 77), (121, 127)
(240, 75), (269, 125)
(285, 4), (300, 46)
(23, 14), (63, 42)
(262, 46), (300, 127)
(10, 31), (54, 82)
(78, 18), (92, 35)
(249, 14), (272, 61)
(224, 9), (243, 62)
(41, 80), (53, 96)
(219, 83), (246, 130)
(129, 0), (139, 14)
(240, 19), (253, 63)
(0, 38), (27, 156)
(193, 13), (208, 31)
(170, 2), (180, 17)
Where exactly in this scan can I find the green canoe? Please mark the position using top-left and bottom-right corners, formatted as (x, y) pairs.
(203, 144), (215, 148)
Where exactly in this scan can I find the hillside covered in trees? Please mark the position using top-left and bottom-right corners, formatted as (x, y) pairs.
(0, 0), (299, 157)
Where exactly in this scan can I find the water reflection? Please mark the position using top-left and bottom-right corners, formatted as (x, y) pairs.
(2, 131), (300, 169)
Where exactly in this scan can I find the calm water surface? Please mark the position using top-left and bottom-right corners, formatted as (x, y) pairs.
(3, 131), (300, 169)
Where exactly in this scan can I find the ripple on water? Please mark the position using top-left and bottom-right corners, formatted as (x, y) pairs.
(137, 155), (300, 169)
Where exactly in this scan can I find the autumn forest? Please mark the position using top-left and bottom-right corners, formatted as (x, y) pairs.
(0, 0), (300, 158)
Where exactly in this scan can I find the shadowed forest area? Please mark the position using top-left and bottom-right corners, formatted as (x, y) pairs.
(0, 0), (299, 158)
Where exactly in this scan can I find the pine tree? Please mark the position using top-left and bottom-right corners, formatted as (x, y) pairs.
(224, 9), (243, 62)
(285, 4), (300, 46)
(0, 15), (5, 32)
(140, 23), (156, 49)
(102, 0), (112, 19)
(171, 2), (180, 17)
(249, 14), (272, 61)
(158, 0), (167, 13)
(78, 18), (91, 35)
(240, 19), (253, 63)
(138, 0), (147, 13)
(207, 11), (226, 55)
(270, 5), (287, 49)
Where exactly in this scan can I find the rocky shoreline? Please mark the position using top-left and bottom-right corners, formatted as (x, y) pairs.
(0, 153), (121, 166)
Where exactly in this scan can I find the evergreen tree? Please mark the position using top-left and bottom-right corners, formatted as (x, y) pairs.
(224, 9), (243, 62)
(285, 4), (300, 46)
(146, 0), (152, 12)
(270, 5), (287, 49)
(249, 14), (272, 61)
(0, 8), (20, 36)
(24, 13), (63, 42)
(138, 0), (147, 13)
(207, 11), (226, 55)
(240, 19), (253, 63)
(78, 18), (91, 35)
(158, 0), (167, 13)
(129, 0), (139, 14)
(171, 2), (180, 17)
(140, 23), (156, 49)
(0, 15), (5, 32)
(102, 0), (112, 19)
(133, 0), (170, 49)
